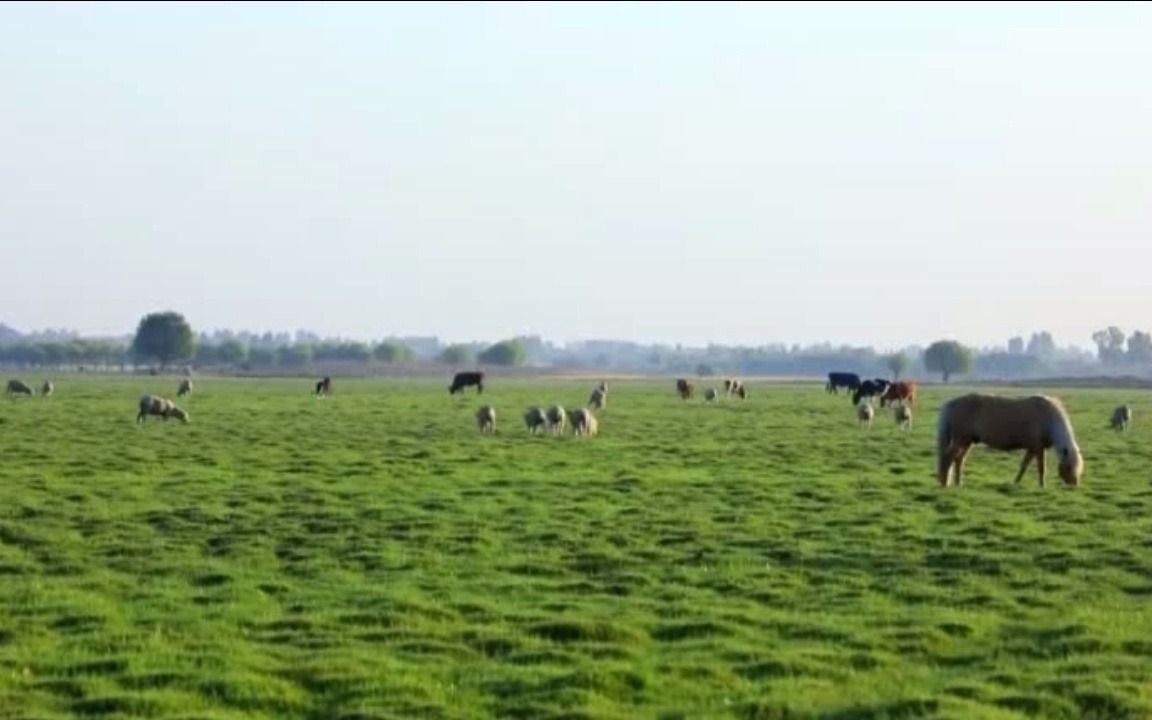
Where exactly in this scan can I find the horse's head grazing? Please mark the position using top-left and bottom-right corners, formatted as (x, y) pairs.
(1058, 445), (1083, 486)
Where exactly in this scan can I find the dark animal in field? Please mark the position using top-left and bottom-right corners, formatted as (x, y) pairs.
(137, 394), (190, 424)
(676, 378), (695, 400)
(314, 376), (332, 396)
(1110, 405), (1132, 432)
(546, 405), (567, 435)
(734, 382), (747, 400)
(826, 372), (861, 394)
(589, 387), (606, 410)
(936, 394), (1082, 488)
(450, 371), (484, 395)
(6, 380), (33, 397)
(705, 387), (718, 402)
(476, 405), (496, 434)
(177, 379), (193, 397)
(851, 379), (890, 405)
(880, 381), (917, 408)
(41, 381), (53, 397)
(524, 407), (548, 434)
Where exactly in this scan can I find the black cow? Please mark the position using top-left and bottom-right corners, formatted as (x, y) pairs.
(826, 372), (861, 395)
(449, 371), (484, 395)
(851, 379), (890, 405)
(315, 376), (332, 396)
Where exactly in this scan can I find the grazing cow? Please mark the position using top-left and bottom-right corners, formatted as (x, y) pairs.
(936, 394), (1082, 488)
(6, 380), (33, 397)
(41, 381), (54, 398)
(524, 407), (548, 434)
(450, 371), (485, 395)
(475, 405), (496, 434)
(826, 372), (861, 395)
(177, 379), (193, 397)
(546, 405), (567, 435)
(676, 378), (695, 400)
(880, 381), (917, 408)
(589, 387), (606, 410)
(705, 387), (718, 402)
(857, 401), (875, 429)
(734, 382), (748, 400)
(571, 408), (598, 436)
(1110, 405), (1133, 432)
(851, 379), (890, 406)
(895, 404), (913, 430)
(137, 394), (189, 423)
(315, 376), (332, 396)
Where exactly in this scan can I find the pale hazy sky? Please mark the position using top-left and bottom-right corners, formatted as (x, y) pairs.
(2, 2), (1149, 349)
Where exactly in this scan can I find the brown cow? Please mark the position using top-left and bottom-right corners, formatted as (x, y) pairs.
(880, 381), (917, 408)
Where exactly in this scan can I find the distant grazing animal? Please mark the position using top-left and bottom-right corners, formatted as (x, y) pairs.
(571, 408), (598, 436)
(676, 378), (695, 400)
(315, 376), (332, 396)
(826, 372), (861, 395)
(936, 394), (1082, 488)
(880, 381), (917, 408)
(895, 404), (913, 430)
(725, 379), (747, 399)
(734, 382), (747, 400)
(524, 407), (548, 434)
(177, 379), (193, 397)
(475, 405), (496, 434)
(851, 379), (890, 405)
(450, 371), (485, 395)
(705, 387), (718, 402)
(41, 381), (54, 398)
(1110, 405), (1133, 432)
(589, 387), (606, 410)
(546, 405), (567, 435)
(857, 401), (875, 429)
(137, 394), (189, 424)
(6, 380), (33, 397)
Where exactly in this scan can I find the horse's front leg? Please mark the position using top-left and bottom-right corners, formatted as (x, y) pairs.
(1013, 451), (1034, 484)
(1035, 449), (1046, 487)
(954, 445), (972, 486)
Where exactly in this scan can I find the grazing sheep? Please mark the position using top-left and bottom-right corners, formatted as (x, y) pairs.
(1111, 404), (1133, 432)
(137, 394), (189, 424)
(571, 408), (598, 437)
(177, 379), (193, 397)
(6, 380), (33, 397)
(895, 404), (912, 430)
(857, 401), (875, 429)
(705, 387), (719, 402)
(41, 381), (54, 398)
(524, 406), (549, 434)
(476, 405), (496, 434)
(546, 405), (567, 435)
(589, 387), (606, 410)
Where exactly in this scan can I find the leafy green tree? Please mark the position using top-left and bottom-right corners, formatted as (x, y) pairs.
(885, 352), (910, 380)
(132, 311), (194, 369)
(374, 341), (414, 364)
(277, 344), (313, 368)
(217, 340), (248, 365)
(478, 339), (526, 367)
(439, 344), (474, 365)
(923, 340), (973, 383)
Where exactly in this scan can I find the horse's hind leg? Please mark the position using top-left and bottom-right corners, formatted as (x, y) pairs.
(1013, 451), (1034, 485)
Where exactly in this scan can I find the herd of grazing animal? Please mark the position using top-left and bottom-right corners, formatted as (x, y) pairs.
(4, 363), (1143, 489)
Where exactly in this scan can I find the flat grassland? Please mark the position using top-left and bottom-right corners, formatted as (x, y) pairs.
(0, 377), (1150, 719)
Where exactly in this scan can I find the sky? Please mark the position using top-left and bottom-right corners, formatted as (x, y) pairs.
(1, 1), (1150, 350)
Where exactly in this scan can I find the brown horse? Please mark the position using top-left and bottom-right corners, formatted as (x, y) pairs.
(676, 378), (695, 400)
(936, 394), (1082, 488)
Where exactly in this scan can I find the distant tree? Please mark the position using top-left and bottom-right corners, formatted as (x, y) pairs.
(247, 347), (276, 367)
(1092, 326), (1127, 365)
(132, 311), (194, 369)
(374, 341), (414, 364)
(217, 340), (248, 366)
(1128, 330), (1152, 364)
(478, 339), (526, 367)
(277, 344), (313, 368)
(923, 340), (973, 383)
(695, 363), (714, 377)
(1026, 331), (1056, 358)
(1008, 336), (1025, 355)
(885, 353), (910, 380)
(439, 344), (473, 365)
(194, 343), (220, 367)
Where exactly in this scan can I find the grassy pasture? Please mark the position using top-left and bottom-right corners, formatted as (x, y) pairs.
(0, 376), (1151, 719)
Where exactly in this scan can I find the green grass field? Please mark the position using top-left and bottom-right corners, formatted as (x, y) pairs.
(1, 376), (1150, 720)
